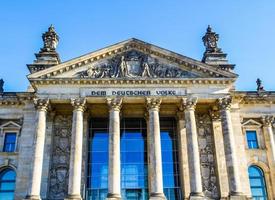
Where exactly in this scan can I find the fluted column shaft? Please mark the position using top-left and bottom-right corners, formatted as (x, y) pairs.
(218, 97), (242, 196)
(262, 115), (275, 162)
(146, 98), (166, 200)
(106, 98), (122, 200)
(66, 98), (86, 200)
(26, 99), (49, 200)
(182, 97), (204, 198)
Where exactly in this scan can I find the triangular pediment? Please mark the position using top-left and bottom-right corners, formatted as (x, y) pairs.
(28, 38), (238, 80)
(242, 119), (262, 127)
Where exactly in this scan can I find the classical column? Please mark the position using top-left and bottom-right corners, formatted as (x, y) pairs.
(146, 98), (166, 200)
(209, 109), (229, 198)
(262, 115), (275, 162)
(66, 98), (86, 200)
(25, 99), (49, 200)
(106, 98), (122, 200)
(218, 97), (244, 198)
(176, 111), (190, 199)
(182, 97), (204, 199)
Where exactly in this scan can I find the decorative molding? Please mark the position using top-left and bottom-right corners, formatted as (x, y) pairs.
(71, 98), (86, 112)
(242, 119), (262, 128)
(146, 97), (161, 111)
(218, 96), (232, 110)
(106, 98), (123, 111)
(261, 115), (274, 127)
(181, 97), (198, 111)
(33, 98), (50, 112)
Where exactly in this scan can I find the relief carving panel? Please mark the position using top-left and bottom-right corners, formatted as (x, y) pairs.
(196, 114), (219, 199)
(77, 50), (198, 79)
(48, 115), (72, 200)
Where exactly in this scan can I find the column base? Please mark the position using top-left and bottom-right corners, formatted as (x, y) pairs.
(149, 192), (167, 200)
(64, 194), (82, 200)
(23, 195), (41, 200)
(106, 193), (121, 200)
(229, 192), (247, 200)
(189, 192), (205, 200)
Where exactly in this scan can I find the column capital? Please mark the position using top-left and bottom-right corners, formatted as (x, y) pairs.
(33, 98), (50, 112)
(146, 97), (161, 111)
(218, 96), (232, 111)
(181, 97), (198, 111)
(71, 98), (86, 112)
(209, 109), (221, 121)
(107, 98), (122, 111)
(261, 115), (274, 127)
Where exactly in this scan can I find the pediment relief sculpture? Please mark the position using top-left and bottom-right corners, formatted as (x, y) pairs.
(76, 50), (198, 79)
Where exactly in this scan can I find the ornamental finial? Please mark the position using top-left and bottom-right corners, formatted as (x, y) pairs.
(41, 25), (59, 52)
(202, 25), (222, 53)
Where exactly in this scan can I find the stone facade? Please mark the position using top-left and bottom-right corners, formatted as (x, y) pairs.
(0, 26), (274, 200)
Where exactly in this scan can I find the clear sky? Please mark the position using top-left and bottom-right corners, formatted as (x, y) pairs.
(0, 0), (275, 92)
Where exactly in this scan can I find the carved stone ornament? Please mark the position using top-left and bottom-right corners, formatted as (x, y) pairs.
(181, 97), (198, 111)
(218, 96), (232, 110)
(71, 98), (86, 111)
(77, 50), (198, 79)
(107, 98), (122, 111)
(48, 115), (72, 199)
(41, 25), (59, 52)
(209, 110), (221, 121)
(261, 115), (274, 126)
(33, 98), (50, 112)
(0, 79), (4, 93)
(202, 25), (222, 53)
(196, 114), (219, 199)
(146, 97), (162, 110)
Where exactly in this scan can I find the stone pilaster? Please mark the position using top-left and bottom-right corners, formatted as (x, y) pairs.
(218, 97), (245, 199)
(176, 111), (190, 199)
(262, 115), (275, 163)
(182, 97), (204, 199)
(209, 109), (229, 199)
(25, 99), (49, 200)
(146, 98), (166, 200)
(106, 98), (122, 200)
(66, 98), (86, 200)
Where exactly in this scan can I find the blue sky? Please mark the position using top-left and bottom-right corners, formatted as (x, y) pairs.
(0, 0), (275, 91)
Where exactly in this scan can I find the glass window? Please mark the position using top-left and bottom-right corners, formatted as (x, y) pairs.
(246, 131), (259, 149)
(121, 118), (148, 200)
(86, 119), (109, 200)
(3, 133), (16, 152)
(248, 166), (267, 200)
(160, 118), (182, 200)
(0, 169), (16, 200)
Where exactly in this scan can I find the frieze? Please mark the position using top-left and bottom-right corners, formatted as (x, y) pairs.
(196, 114), (219, 199)
(77, 50), (198, 79)
(48, 115), (72, 200)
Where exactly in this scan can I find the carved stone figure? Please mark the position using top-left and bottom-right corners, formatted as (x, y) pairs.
(48, 115), (72, 200)
(77, 50), (198, 79)
(41, 25), (59, 52)
(256, 78), (265, 92)
(202, 25), (221, 53)
(196, 114), (219, 199)
(0, 79), (4, 93)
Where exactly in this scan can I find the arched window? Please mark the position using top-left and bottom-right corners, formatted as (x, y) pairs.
(248, 166), (267, 200)
(0, 168), (16, 200)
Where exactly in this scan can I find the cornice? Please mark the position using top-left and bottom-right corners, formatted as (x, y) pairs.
(29, 77), (235, 89)
(231, 91), (275, 104)
(0, 92), (35, 106)
(28, 39), (238, 79)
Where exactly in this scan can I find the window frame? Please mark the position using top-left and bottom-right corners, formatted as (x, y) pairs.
(0, 167), (16, 200)
(0, 121), (21, 153)
(242, 119), (263, 150)
(246, 130), (259, 149)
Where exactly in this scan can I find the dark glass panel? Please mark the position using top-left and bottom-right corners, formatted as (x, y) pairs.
(0, 169), (16, 200)
(3, 133), (16, 152)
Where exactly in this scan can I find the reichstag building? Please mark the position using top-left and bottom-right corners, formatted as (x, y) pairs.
(0, 25), (274, 200)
